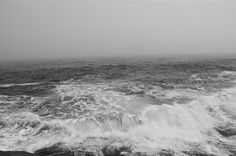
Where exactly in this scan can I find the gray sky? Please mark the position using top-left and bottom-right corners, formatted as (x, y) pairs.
(0, 0), (235, 61)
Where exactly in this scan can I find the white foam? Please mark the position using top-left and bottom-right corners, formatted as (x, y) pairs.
(0, 82), (41, 88)
(1, 78), (236, 155)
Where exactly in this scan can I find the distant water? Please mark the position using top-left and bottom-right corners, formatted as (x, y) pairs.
(0, 59), (236, 156)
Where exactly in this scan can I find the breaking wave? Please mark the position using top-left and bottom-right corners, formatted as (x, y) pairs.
(0, 69), (236, 155)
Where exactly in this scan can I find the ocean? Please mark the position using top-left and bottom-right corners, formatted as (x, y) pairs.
(0, 58), (236, 156)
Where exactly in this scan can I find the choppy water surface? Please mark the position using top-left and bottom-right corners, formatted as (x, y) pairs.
(0, 59), (236, 156)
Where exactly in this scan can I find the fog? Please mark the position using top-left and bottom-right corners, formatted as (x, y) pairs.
(0, 0), (235, 61)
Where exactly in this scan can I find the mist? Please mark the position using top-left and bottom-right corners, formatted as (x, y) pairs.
(0, 0), (235, 61)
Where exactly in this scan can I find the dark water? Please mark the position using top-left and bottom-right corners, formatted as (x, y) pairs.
(0, 58), (236, 156)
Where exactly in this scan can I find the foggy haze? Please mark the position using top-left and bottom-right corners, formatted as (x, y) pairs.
(0, 0), (235, 61)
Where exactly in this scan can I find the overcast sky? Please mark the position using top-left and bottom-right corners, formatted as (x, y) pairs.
(0, 0), (235, 61)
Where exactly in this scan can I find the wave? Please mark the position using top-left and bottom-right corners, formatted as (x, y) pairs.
(0, 83), (41, 88)
(0, 71), (236, 155)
